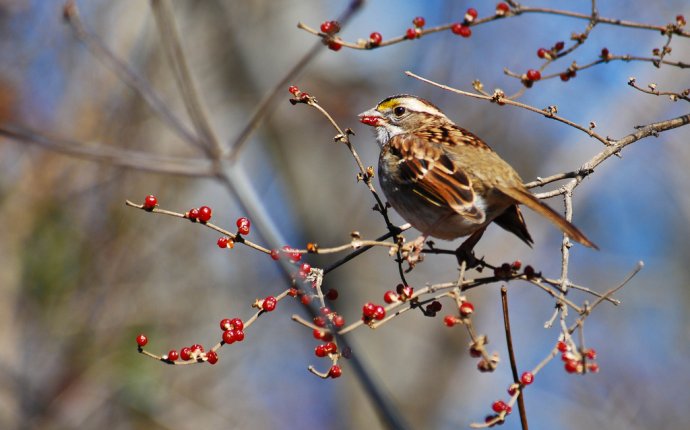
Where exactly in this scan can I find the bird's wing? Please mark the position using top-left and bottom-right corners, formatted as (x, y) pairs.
(388, 132), (485, 223)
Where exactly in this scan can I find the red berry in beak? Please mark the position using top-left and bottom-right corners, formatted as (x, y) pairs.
(360, 115), (380, 126)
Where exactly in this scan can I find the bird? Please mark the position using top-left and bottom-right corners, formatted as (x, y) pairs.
(358, 94), (597, 250)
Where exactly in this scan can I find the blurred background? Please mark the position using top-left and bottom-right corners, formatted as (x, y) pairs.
(0, 1), (688, 429)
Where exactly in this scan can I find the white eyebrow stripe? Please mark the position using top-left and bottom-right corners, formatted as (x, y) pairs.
(401, 98), (449, 119)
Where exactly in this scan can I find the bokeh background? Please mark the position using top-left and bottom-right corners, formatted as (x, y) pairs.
(0, 1), (688, 429)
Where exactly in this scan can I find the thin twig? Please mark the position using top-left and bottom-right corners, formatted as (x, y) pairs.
(501, 287), (528, 430)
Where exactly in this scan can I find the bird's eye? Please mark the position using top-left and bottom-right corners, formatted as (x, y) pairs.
(394, 106), (406, 116)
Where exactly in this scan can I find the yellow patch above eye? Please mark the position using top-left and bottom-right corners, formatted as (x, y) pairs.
(377, 99), (400, 110)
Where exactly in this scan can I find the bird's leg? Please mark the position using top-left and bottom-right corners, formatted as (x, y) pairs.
(455, 226), (486, 268)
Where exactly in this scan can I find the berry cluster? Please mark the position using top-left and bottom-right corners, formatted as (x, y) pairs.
(361, 301), (386, 323)
(186, 205), (213, 223)
(536, 40), (565, 61)
(405, 16), (425, 40)
(558, 340), (600, 374)
(382, 283), (414, 304)
(220, 317), (246, 346)
(451, 7), (477, 38)
(288, 85), (313, 104)
(319, 20), (342, 51)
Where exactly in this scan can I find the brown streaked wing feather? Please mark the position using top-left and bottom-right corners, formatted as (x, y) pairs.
(389, 133), (484, 222)
(496, 184), (598, 249)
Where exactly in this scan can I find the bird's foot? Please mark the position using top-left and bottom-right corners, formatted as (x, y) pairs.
(455, 228), (486, 269)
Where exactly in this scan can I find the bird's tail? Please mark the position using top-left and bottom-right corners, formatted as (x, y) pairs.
(497, 185), (598, 249)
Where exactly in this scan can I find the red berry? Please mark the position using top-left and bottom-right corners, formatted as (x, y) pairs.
(405, 28), (418, 39)
(556, 341), (568, 352)
(324, 342), (337, 354)
(143, 195), (157, 210)
(180, 347), (192, 361)
(451, 23), (472, 37)
(300, 294), (312, 305)
(511, 260), (522, 271)
(496, 2), (510, 15)
(206, 350), (218, 364)
(136, 334), (148, 347)
(167, 349), (179, 361)
(507, 384), (518, 396)
(362, 302), (376, 318)
(313, 316), (326, 327)
(299, 263), (311, 277)
(315, 344), (327, 357)
(587, 363), (600, 373)
(233, 329), (245, 342)
(328, 40), (342, 51)
(328, 365), (342, 378)
(288, 85), (299, 95)
(677, 14), (686, 26)
(554, 41), (565, 51)
(270, 249), (280, 260)
(197, 205), (212, 222)
(230, 318), (244, 331)
(326, 288), (339, 301)
(217, 236), (230, 248)
(560, 73), (570, 82)
(520, 371), (534, 385)
(383, 290), (398, 304)
(443, 315), (458, 327)
(585, 348), (597, 360)
(220, 318), (232, 331)
(369, 32), (382, 46)
(465, 8), (478, 21)
(492, 400), (508, 413)
(313, 329), (326, 340)
(412, 16), (425, 27)
(564, 359), (580, 373)
(283, 245), (301, 262)
(262, 296), (277, 312)
(188, 208), (199, 220)
(460, 301), (474, 317)
(332, 314), (345, 327)
(222, 329), (236, 344)
(191, 344), (204, 353)
(537, 48), (548, 58)
(601, 47), (610, 58)
(320, 20), (340, 34)
(236, 217), (251, 235)
(373, 305), (386, 320)
(320, 306), (331, 316)
(526, 69), (541, 81)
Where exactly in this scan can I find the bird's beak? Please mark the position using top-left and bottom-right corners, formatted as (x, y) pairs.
(358, 108), (382, 127)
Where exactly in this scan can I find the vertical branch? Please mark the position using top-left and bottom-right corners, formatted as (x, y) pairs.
(149, 0), (222, 159)
(62, 1), (202, 150)
(501, 287), (528, 430)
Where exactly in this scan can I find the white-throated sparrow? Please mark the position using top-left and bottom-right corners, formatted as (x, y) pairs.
(359, 94), (597, 249)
